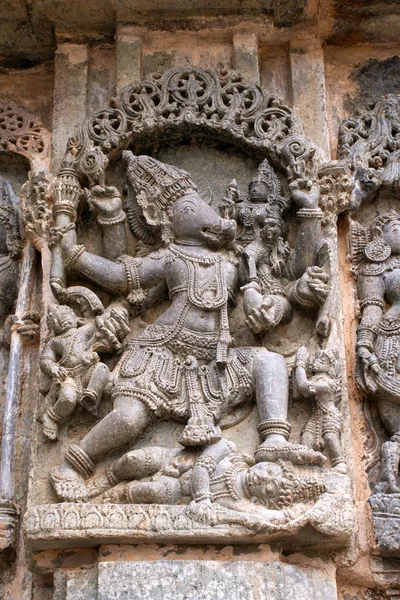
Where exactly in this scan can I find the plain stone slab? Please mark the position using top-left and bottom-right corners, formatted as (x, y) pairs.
(53, 560), (338, 600)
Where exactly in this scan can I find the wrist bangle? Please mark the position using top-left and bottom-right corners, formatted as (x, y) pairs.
(97, 211), (126, 226)
(64, 245), (85, 269)
(241, 281), (261, 293)
(291, 283), (316, 309)
(297, 207), (323, 219)
(295, 361), (307, 369)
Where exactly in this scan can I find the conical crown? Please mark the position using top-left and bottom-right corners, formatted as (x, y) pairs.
(124, 153), (198, 212)
(250, 159), (289, 212)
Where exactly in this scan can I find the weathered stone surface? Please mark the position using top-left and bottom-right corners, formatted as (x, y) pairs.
(24, 490), (354, 551)
(53, 560), (338, 600)
(369, 494), (400, 557)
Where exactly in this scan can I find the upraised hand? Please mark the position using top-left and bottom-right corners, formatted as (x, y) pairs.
(289, 178), (320, 209)
(85, 185), (123, 220)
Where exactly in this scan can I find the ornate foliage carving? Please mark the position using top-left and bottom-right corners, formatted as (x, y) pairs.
(24, 489), (354, 549)
(66, 67), (311, 182)
(0, 100), (49, 161)
(339, 94), (400, 207)
(20, 171), (55, 249)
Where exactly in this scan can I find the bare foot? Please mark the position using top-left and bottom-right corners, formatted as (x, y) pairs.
(255, 442), (326, 467)
(42, 411), (59, 441)
(50, 464), (88, 502)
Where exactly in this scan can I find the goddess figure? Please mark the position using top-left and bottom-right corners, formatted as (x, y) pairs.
(49, 153), (328, 502)
(353, 211), (400, 491)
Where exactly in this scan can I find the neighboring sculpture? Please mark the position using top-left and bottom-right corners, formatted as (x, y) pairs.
(343, 94), (400, 555)
(0, 177), (23, 327)
(350, 212), (400, 492)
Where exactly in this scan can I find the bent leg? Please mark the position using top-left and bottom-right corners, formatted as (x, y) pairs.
(80, 396), (151, 461)
(126, 476), (181, 504)
(112, 446), (171, 481)
(80, 363), (110, 415)
(53, 378), (79, 419)
(43, 379), (78, 441)
(51, 396), (152, 502)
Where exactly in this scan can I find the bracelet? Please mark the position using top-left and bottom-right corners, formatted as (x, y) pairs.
(297, 207), (323, 219)
(356, 326), (377, 351)
(360, 299), (384, 310)
(290, 283), (316, 309)
(64, 245), (85, 269)
(97, 211), (127, 226)
(295, 361), (307, 369)
(53, 203), (77, 220)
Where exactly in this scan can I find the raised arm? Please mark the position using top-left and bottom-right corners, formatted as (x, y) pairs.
(85, 186), (127, 261)
(288, 179), (323, 279)
(61, 228), (166, 298)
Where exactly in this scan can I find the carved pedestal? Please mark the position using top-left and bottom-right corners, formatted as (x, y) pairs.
(52, 560), (338, 600)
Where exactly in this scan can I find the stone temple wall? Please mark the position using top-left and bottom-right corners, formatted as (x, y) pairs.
(0, 1), (400, 598)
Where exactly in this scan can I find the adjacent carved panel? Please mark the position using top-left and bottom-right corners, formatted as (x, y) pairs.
(0, 100), (49, 162)
(342, 94), (400, 556)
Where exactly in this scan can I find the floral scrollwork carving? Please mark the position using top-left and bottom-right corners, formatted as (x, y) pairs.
(72, 66), (309, 182)
(0, 100), (49, 160)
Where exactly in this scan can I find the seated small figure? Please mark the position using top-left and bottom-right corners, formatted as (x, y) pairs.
(294, 346), (346, 474)
(40, 303), (130, 441)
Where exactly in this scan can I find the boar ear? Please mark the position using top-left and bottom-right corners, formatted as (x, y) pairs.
(142, 204), (161, 227)
(137, 191), (162, 227)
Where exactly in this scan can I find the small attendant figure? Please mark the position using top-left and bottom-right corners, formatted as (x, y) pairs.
(40, 303), (129, 440)
(294, 346), (346, 473)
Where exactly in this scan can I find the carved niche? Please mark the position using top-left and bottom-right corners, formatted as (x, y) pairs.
(342, 94), (400, 556)
(24, 67), (353, 552)
(0, 101), (51, 550)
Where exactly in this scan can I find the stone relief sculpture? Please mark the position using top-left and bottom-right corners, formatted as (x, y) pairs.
(349, 212), (400, 491)
(23, 67), (353, 550)
(0, 177), (23, 327)
(49, 152), (328, 503)
(294, 346), (346, 473)
(342, 94), (400, 554)
(40, 301), (129, 440)
(86, 438), (326, 529)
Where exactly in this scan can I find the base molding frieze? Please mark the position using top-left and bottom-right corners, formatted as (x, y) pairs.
(24, 493), (353, 553)
(52, 560), (338, 600)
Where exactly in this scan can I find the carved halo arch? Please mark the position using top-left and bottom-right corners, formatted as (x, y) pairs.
(60, 67), (317, 186)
